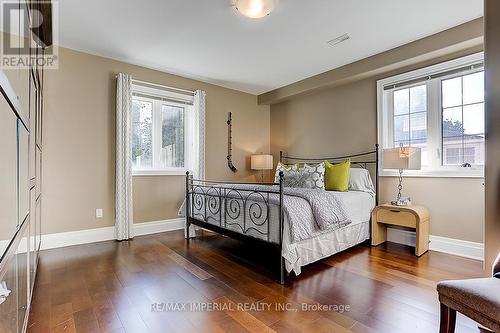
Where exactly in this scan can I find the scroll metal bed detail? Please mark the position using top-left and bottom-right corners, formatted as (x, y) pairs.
(185, 145), (379, 284)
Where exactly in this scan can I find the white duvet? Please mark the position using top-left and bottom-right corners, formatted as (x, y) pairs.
(282, 190), (375, 274)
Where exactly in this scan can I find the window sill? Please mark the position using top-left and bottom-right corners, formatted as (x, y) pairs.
(380, 169), (484, 179)
(132, 170), (187, 177)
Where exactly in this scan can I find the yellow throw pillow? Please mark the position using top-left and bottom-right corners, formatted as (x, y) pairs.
(324, 159), (351, 191)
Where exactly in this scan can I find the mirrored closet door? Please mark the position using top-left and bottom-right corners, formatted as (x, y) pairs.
(0, 1), (51, 331)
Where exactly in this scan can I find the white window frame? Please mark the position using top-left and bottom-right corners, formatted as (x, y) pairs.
(131, 83), (194, 176)
(377, 52), (484, 178)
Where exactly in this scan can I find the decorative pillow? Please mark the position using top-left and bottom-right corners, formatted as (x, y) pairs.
(274, 162), (325, 190)
(282, 169), (312, 188)
(300, 163), (325, 190)
(274, 162), (298, 182)
(349, 168), (375, 194)
(325, 159), (351, 192)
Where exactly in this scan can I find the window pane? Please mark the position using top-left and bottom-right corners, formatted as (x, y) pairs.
(464, 135), (484, 165)
(393, 88), (409, 115)
(410, 85), (426, 113)
(443, 137), (462, 166)
(463, 103), (484, 135)
(463, 71), (484, 105)
(442, 107), (463, 138)
(410, 112), (427, 145)
(441, 71), (485, 167)
(442, 77), (462, 108)
(394, 114), (409, 143)
(161, 104), (185, 168)
(131, 100), (153, 169)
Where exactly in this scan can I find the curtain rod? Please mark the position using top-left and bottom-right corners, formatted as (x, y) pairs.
(131, 79), (196, 96)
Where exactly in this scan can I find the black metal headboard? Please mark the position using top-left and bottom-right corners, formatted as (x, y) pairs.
(279, 144), (379, 204)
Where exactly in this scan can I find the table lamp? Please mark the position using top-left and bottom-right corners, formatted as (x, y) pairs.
(382, 146), (421, 205)
(251, 154), (273, 183)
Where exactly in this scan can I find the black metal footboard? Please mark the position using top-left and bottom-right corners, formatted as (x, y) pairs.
(185, 172), (286, 284)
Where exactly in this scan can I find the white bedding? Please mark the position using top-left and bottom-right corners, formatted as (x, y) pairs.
(282, 190), (374, 274)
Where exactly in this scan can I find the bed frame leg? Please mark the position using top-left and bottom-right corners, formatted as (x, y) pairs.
(279, 255), (285, 285)
(185, 171), (191, 240)
(185, 219), (191, 240)
(278, 171), (285, 285)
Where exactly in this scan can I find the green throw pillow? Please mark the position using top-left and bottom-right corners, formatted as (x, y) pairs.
(324, 159), (350, 192)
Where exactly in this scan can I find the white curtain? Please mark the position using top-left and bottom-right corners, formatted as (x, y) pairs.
(185, 90), (205, 238)
(115, 73), (134, 240)
(193, 90), (206, 179)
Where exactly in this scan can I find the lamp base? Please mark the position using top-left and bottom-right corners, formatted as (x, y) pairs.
(391, 197), (412, 206)
(392, 169), (412, 205)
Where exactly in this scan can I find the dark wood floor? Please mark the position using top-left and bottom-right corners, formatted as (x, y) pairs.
(27, 230), (486, 333)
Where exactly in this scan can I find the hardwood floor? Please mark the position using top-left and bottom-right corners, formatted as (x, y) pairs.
(27, 230), (486, 333)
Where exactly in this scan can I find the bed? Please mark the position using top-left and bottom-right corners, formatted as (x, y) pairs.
(184, 146), (379, 284)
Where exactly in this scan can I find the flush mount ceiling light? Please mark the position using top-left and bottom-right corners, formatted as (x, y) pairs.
(235, 0), (275, 19)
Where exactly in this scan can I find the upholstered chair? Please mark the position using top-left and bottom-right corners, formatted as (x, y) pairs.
(437, 252), (500, 333)
(493, 252), (500, 277)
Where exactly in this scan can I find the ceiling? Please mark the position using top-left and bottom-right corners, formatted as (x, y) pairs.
(56, 0), (483, 95)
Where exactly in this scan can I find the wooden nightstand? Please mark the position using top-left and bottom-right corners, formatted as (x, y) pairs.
(371, 204), (430, 256)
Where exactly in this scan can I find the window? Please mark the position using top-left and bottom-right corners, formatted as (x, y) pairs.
(132, 100), (153, 169)
(378, 53), (484, 177)
(131, 83), (194, 175)
(392, 84), (428, 165)
(441, 72), (484, 166)
(161, 104), (185, 168)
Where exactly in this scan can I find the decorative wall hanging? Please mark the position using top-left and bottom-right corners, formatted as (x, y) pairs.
(227, 112), (238, 172)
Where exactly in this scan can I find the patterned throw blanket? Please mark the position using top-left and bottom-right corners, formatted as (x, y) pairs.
(197, 184), (351, 242)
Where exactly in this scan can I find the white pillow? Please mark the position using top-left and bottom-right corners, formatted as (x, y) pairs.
(349, 168), (375, 194)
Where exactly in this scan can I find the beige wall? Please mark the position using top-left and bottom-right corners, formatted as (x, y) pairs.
(270, 41), (485, 243)
(484, 0), (500, 269)
(380, 177), (483, 242)
(43, 47), (269, 234)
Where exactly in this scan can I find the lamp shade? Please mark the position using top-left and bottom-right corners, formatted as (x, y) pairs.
(382, 147), (421, 170)
(251, 154), (273, 170)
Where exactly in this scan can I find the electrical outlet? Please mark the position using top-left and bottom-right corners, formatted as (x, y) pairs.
(95, 208), (103, 219)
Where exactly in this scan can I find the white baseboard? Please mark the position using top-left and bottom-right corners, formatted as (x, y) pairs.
(41, 226), (115, 250)
(428, 235), (484, 261)
(386, 228), (417, 247)
(387, 227), (484, 261)
(134, 218), (184, 236)
(37, 222), (484, 261)
(40, 218), (185, 250)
